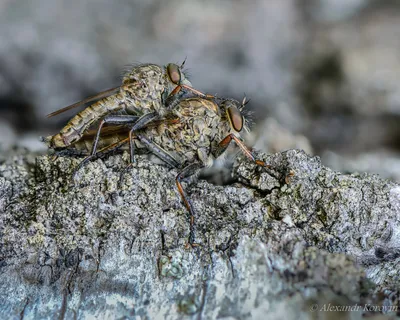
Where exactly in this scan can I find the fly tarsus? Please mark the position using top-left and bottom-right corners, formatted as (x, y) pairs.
(176, 163), (203, 247)
(215, 133), (272, 168)
(128, 112), (159, 164)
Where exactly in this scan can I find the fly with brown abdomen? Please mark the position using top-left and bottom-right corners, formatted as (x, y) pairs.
(43, 61), (207, 165)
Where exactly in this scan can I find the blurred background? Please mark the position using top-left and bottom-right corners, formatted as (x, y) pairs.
(0, 0), (399, 182)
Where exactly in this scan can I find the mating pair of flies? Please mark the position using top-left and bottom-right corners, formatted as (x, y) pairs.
(44, 61), (270, 246)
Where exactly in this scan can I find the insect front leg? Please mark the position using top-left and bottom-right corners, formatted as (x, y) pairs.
(163, 88), (194, 110)
(175, 163), (204, 247)
(164, 85), (212, 110)
(127, 112), (159, 164)
(213, 133), (271, 168)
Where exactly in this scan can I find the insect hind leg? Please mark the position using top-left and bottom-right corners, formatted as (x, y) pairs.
(72, 114), (140, 176)
(127, 112), (159, 164)
(91, 115), (140, 157)
(175, 162), (204, 247)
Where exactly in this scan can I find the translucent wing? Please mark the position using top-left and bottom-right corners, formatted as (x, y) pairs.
(81, 125), (130, 139)
(81, 118), (181, 139)
(46, 86), (122, 118)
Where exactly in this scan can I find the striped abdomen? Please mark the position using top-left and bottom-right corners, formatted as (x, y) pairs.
(44, 95), (123, 149)
(70, 130), (130, 155)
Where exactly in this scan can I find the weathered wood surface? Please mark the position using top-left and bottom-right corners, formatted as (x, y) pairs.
(0, 149), (399, 319)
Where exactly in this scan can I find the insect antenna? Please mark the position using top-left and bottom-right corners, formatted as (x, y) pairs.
(240, 94), (251, 111)
(180, 56), (187, 69)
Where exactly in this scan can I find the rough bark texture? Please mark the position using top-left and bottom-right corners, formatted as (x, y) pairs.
(0, 149), (399, 319)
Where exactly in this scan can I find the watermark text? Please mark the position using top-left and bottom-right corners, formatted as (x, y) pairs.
(310, 303), (398, 313)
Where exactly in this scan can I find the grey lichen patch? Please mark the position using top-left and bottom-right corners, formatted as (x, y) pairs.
(159, 251), (185, 279)
(177, 295), (200, 315)
(389, 186), (400, 213)
(0, 149), (399, 319)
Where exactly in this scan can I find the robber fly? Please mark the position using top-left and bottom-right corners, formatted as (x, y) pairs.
(61, 96), (269, 246)
(42, 62), (206, 160)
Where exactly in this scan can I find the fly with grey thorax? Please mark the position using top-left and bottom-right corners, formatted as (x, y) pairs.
(42, 61), (207, 167)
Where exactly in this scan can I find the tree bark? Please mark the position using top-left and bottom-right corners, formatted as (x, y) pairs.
(0, 149), (399, 319)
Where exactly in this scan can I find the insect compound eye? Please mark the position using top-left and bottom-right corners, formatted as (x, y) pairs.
(166, 63), (181, 85)
(227, 106), (244, 132)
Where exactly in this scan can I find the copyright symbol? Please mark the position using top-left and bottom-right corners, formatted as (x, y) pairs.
(310, 304), (318, 312)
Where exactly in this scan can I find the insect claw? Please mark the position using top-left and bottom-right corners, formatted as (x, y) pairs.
(72, 166), (81, 180)
(183, 227), (202, 249)
(285, 169), (295, 184)
(180, 56), (187, 69)
(185, 240), (201, 250)
(255, 159), (271, 168)
(74, 156), (93, 175)
(205, 93), (215, 99)
(118, 174), (126, 188)
(118, 163), (135, 186)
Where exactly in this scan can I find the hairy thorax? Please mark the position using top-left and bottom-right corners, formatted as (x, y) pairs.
(135, 98), (232, 167)
(123, 65), (168, 116)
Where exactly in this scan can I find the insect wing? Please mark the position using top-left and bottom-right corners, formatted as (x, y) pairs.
(46, 86), (122, 118)
(81, 125), (130, 139)
(81, 118), (181, 141)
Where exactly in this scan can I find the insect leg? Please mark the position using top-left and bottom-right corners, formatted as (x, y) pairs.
(90, 136), (131, 160)
(74, 137), (130, 173)
(214, 133), (271, 167)
(127, 112), (158, 164)
(89, 119), (179, 162)
(169, 84), (206, 99)
(163, 88), (192, 110)
(164, 85), (211, 110)
(118, 133), (180, 187)
(176, 163), (204, 246)
(75, 112), (159, 176)
(91, 115), (140, 157)
(136, 134), (180, 168)
(73, 115), (139, 176)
